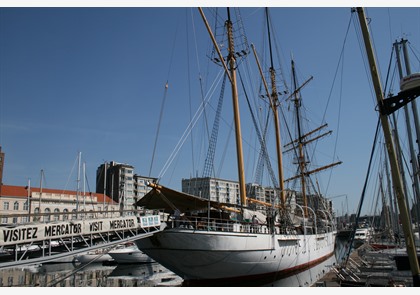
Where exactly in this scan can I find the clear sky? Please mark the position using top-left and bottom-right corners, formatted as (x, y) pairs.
(1, 2), (419, 217)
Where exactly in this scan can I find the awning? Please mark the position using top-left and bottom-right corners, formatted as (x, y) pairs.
(134, 182), (238, 213)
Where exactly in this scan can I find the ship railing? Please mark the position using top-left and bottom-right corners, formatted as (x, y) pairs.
(166, 215), (297, 235)
(316, 210), (336, 233)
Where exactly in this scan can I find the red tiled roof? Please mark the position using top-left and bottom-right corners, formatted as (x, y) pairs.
(0, 184), (117, 204)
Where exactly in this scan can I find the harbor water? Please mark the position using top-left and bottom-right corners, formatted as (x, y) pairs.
(0, 237), (349, 287)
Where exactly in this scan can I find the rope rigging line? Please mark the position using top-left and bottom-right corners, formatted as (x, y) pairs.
(254, 109), (272, 185)
(238, 67), (279, 190)
(148, 14), (181, 178)
(157, 70), (225, 181)
(62, 153), (78, 193)
(148, 82), (168, 178)
(202, 72), (227, 178)
(189, 8), (201, 177)
(407, 42), (420, 71)
(318, 13), (353, 195)
(351, 9), (378, 109)
(345, 117), (381, 265)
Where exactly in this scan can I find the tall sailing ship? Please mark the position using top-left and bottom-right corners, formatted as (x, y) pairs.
(135, 8), (339, 285)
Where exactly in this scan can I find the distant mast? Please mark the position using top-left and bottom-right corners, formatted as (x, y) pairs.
(38, 169), (44, 221)
(284, 59), (342, 218)
(103, 161), (107, 210)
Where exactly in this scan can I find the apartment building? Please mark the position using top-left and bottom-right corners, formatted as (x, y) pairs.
(181, 177), (241, 205)
(96, 161), (135, 211)
(96, 162), (156, 210)
(133, 174), (157, 205)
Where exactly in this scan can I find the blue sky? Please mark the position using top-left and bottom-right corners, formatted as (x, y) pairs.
(1, 4), (419, 216)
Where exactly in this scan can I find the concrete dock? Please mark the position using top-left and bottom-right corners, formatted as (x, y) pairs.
(314, 243), (414, 287)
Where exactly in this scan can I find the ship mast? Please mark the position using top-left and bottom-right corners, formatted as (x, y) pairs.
(198, 8), (247, 208)
(226, 8), (247, 208)
(356, 7), (420, 286)
(291, 60), (308, 216)
(265, 8), (286, 207)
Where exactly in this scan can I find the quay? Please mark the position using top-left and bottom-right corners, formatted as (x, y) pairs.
(314, 243), (414, 287)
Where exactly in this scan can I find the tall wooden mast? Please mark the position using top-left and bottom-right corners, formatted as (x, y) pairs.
(198, 8), (247, 208)
(225, 8), (247, 207)
(356, 7), (420, 286)
(265, 8), (286, 207)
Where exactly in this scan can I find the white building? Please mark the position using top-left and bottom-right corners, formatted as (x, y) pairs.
(0, 185), (118, 224)
(133, 174), (157, 205)
(181, 177), (240, 205)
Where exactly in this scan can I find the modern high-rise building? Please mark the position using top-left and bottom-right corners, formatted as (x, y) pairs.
(96, 161), (135, 211)
(96, 162), (156, 210)
(133, 174), (157, 206)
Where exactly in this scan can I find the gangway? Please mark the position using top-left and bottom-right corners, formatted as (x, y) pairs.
(0, 209), (165, 269)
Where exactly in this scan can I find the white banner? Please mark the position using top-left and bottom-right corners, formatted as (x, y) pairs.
(0, 215), (160, 246)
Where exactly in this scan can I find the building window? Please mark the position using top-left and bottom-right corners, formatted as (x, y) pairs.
(54, 208), (60, 221)
(13, 201), (19, 210)
(3, 202), (9, 210)
(23, 201), (29, 211)
(34, 207), (40, 222)
(12, 217), (17, 223)
(63, 209), (69, 221)
(44, 208), (51, 222)
(1, 217), (7, 224)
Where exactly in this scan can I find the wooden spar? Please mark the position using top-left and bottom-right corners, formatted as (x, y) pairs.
(283, 130), (332, 153)
(197, 8), (232, 84)
(284, 161), (342, 183)
(356, 7), (420, 286)
(284, 123), (328, 148)
(247, 197), (284, 209)
(302, 130), (332, 146)
(285, 75), (313, 102)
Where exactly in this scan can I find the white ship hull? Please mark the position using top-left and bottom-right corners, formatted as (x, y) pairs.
(135, 226), (336, 283)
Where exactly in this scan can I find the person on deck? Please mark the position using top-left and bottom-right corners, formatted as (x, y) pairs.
(252, 215), (259, 233)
